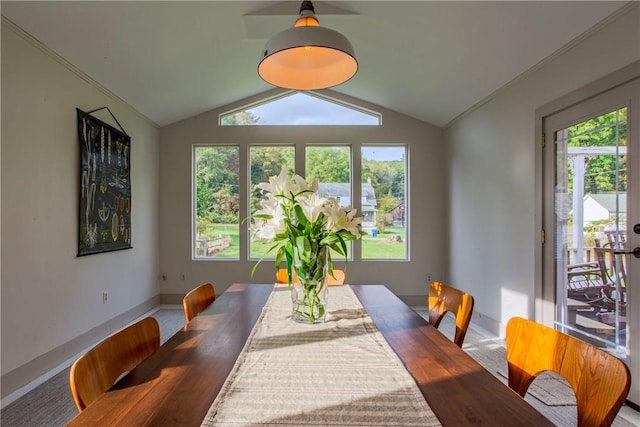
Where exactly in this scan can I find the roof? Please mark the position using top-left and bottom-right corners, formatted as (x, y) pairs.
(586, 193), (627, 214)
(317, 183), (376, 202)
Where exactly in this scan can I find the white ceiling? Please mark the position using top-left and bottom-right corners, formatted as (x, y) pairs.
(1, 1), (630, 127)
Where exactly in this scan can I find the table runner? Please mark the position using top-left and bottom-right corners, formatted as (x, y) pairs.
(201, 285), (441, 426)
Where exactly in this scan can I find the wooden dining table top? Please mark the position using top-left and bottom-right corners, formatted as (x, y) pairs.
(66, 283), (553, 426)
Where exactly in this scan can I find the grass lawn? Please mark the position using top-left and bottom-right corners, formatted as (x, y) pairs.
(199, 224), (407, 260)
(362, 227), (406, 259)
(198, 224), (239, 258)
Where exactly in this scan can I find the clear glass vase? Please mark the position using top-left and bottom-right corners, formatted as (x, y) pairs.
(290, 246), (329, 324)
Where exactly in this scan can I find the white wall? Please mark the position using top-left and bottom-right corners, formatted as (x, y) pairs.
(159, 90), (447, 303)
(445, 4), (640, 334)
(1, 20), (160, 399)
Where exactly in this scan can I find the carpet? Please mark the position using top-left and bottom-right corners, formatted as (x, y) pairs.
(0, 307), (186, 427)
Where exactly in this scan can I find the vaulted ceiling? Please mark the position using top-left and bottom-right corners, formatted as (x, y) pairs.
(1, 1), (630, 127)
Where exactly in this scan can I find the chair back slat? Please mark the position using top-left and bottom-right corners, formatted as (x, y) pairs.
(70, 316), (160, 412)
(183, 282), (216, 323)
(276, 268), (299, 284)
(276, 268), (344, 285)
(327, 269), (346, 286)
(428, 282), (474, 347)
(506, 317), (630, 427)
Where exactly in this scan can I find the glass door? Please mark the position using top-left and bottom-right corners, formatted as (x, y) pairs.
(553, 107), (627, 350)
(543, 78), (639, 403)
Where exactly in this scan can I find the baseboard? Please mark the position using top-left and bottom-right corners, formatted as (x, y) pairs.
(161, 293), (185, 305)
(469, 310), (503, 337)
(0, 296), (160, 407)
(626, 399), (640, 412)
(398, 294), (426, 307)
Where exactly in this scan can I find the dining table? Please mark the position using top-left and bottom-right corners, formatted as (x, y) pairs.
(66, 283), (554, 426)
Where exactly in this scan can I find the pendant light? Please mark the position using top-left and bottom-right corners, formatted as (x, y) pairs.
(258, 1), (357, 90)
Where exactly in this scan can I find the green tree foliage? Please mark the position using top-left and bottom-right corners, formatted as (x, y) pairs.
(567, 108), (627, 193)
(221, 110), (261, 126)
(195, 147), (240, 230)
(196, 144), (407, 244)
(362, 157), (406, 200)
(363, 155), (406, 233)
(250, 147), (295, 214)
(305, 147), (350, 183)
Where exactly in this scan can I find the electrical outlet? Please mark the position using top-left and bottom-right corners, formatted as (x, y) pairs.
(427, 274), (432, 282)
(102, 292), (108, 304)
(180, 273), (185, 281)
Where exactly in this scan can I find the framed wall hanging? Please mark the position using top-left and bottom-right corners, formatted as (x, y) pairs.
(77, 108), (132, 256)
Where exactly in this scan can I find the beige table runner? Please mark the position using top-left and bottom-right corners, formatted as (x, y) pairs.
(201, 285), (441, 426)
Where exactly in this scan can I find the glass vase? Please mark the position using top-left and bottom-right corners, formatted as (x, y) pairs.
(290, 246), (329, 324)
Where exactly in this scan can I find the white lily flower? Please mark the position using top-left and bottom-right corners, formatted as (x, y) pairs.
(253, 201), (286, 240)
(250, 167), (365, 323)
(323, 200), (362, 238)
(290, 174), (318, 197)
(256, 167), (294, 197)
(297, 192), (327, 223)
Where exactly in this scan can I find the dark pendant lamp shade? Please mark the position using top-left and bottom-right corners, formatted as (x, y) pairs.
(258, 1), (357, 90)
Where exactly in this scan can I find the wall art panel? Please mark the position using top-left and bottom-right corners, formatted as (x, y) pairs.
(77, 108), (132, 255)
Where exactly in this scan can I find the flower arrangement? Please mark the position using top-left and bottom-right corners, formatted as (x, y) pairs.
(251, 167), (365, 323)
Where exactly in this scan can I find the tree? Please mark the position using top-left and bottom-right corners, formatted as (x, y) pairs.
(567, 108), (627, 194)
(195, 147), (240, 228)
(220, 110), (261, 126)
(249, 147), (295, 214)
(305, 147), (350, 183)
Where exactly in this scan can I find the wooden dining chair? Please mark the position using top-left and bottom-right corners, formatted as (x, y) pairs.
(183, 282), (216, 323)
(327, 269), (346, 286)
(505, 317), (631, 427)
(69, 316), (160, 412)
(428, 281), (475, 347)
(276, 268), (300, 284)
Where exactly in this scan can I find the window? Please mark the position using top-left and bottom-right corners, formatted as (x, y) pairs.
(248, 146), (296, 259)
(193, 146), (240, 259)
(220, 92), (381, 126)
(196, 94), (410, 262)
(361, 146), (407, 260)
(193, 144), (408, 261)
(306, 146), (353, 258)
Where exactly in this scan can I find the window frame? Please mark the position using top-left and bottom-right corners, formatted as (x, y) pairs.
(361, 145), (409, 261)
(192, 142), (410, 262)
(192, 144), (241, 261)
(219, 91), (382, 126)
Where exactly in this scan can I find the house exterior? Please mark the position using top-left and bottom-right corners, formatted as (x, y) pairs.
(583, 193), (627, 223)
(316, 182), (377, 231)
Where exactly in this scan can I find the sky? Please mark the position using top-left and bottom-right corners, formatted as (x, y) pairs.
(247, 92), (379, 126)
(233, 92), (406, 161)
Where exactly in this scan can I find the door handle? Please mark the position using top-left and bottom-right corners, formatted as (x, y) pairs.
(613, 247), (640, 259)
